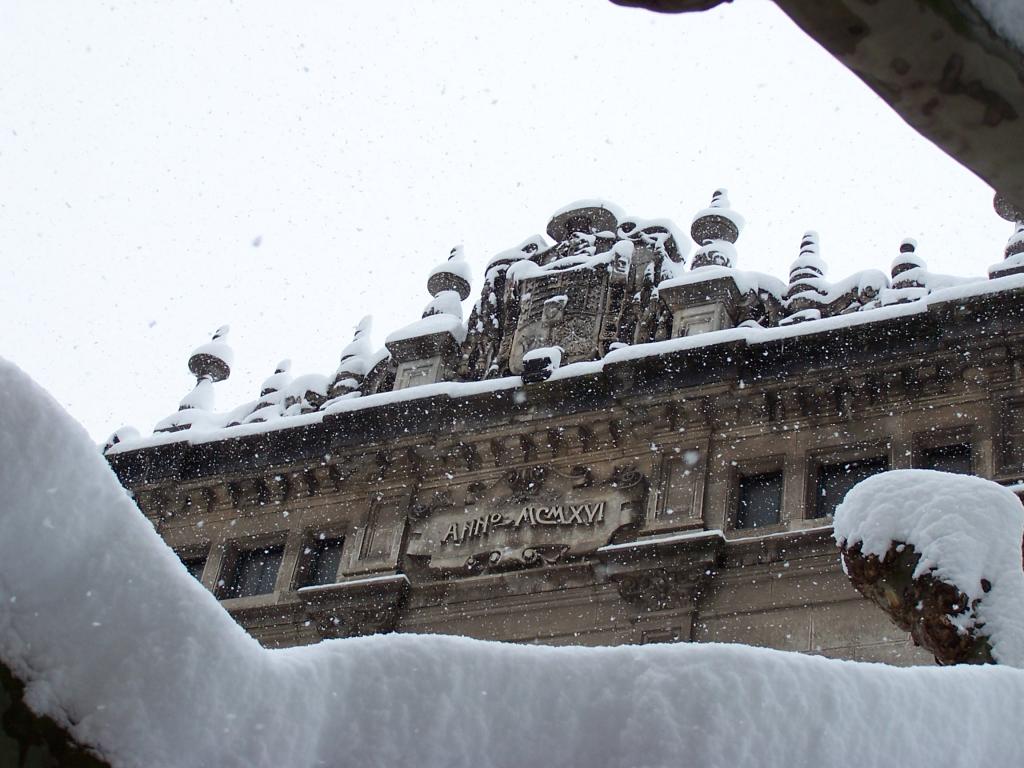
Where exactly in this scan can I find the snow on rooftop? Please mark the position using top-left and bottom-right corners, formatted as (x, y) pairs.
(105, 196), (1024, 454)
(5, 358), (1024, 767)
(107, 270), (1024, 456)
(660, 264), (787, 300)
(384, 312), (468, 345)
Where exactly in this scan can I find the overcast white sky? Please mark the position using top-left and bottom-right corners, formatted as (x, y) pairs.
(1, 0), (1011, 441)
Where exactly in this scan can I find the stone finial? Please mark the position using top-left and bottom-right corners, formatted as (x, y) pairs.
(188, 325), (233, 383)
(781, 232), (829, 319)
(690, 240), (737, 270)
(788, 231), (827, 283)
(422, 249), (469, 322)
(1006, 222), (1024, 259)
(546, 201), (623, 243)
(989, 221), (1024, 279)
(260, 360), (292, 398)
(103, 425), (140, 453)
(338, 317), (373, 368)
(690, 189), (744, 246)
(155, 326), (233, 432)
(691, 189), (744, 269)
(991, 193), (1024, 279)
(181, 325), (234, 410)
(329, 317), (374, 399)
(891, 239), (927, 288)
(427, 246), (472, 301)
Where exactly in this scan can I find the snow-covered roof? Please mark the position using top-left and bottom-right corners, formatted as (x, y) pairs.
(108, 195), (1024, 455)
(385, 313), (467, 346)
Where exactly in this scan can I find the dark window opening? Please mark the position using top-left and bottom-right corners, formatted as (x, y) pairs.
(641, 627), (682, 645)
(919, 443), (972, 475)
(219, 545), (284, 599)
(179, 554), (207, 581)
(736, 470), (783, 529)
(297, 536), (345, 588)
(814, 456), (889, 519)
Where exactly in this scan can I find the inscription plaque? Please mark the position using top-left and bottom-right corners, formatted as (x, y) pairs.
(408, 464), (646, 571)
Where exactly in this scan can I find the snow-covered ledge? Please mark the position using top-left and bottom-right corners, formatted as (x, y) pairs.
(4, 359), (1024, 767)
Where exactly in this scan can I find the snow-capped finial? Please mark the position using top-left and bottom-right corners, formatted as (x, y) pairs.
(690, 189), (744, 270)
(989, 221), (1024, 279)
(155, 326), (233, 432)
(545, 201), (624, 243)
(240, 359), (293, 424)
(260, 359), (292, 397)
(427, 246), (472, 301)
(783, 231), (828, 313)
(329, 316), (375, 400)
(422, 248), (470, 321)
(103, 425), (140, 453)
(891, 238), (927, 288)
(188, 325), (233, 383)
(789, 231), (827, 280)
(339, 316), (373, 364)
(691, 188), (744, 246)
(991, 192), (1024, 277)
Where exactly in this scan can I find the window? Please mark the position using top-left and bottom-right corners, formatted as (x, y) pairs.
(736, 470), (783, 529)
(641, 627), (682, 645)
(919, 443), (972, 475)
(179, 553), (207, 581)
(296, 536), (345, 588)
(814, 456), (889, 518)
(218, 544), (284, 599)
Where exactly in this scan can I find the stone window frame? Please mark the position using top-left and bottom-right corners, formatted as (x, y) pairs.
(650, 445), (708, 532)
(997, 396), (1024, 475)
(912, 426), (975, 475)
(291, 528), (347, 591)
(215, 534), (289, 602)
(174, 545), (210, 584)
(803, 441), (891, 522)
(640, 626), (683, 645)
(728, 455), (787, 534)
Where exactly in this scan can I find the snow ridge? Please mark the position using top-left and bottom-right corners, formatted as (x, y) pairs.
(4, 359), (1024, 767)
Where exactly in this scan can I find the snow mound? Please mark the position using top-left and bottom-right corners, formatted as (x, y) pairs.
(4, 359), (1024, 767)
(384, 312), (467, 344)
(834, 469), (1024, 667)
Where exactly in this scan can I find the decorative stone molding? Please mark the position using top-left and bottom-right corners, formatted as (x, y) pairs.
(298, 574), (410, 640)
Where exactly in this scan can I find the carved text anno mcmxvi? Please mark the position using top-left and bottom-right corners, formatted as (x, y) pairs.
(441, 502), (606, 545)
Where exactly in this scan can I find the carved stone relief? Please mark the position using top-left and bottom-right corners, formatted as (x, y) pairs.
(508, 270), (608, 373)
(394, 357), (443, 390)
(341, 491), (410, 575)
(648, 449), (706, 533)
(406, 462), (647, 572)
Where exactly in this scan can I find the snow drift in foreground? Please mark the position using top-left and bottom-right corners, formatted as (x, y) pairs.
(834, 470), (1024, 667)
(2, 359), (1024, 768)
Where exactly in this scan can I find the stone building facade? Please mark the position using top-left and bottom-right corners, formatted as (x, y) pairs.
(106, 193), (1024, 665)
